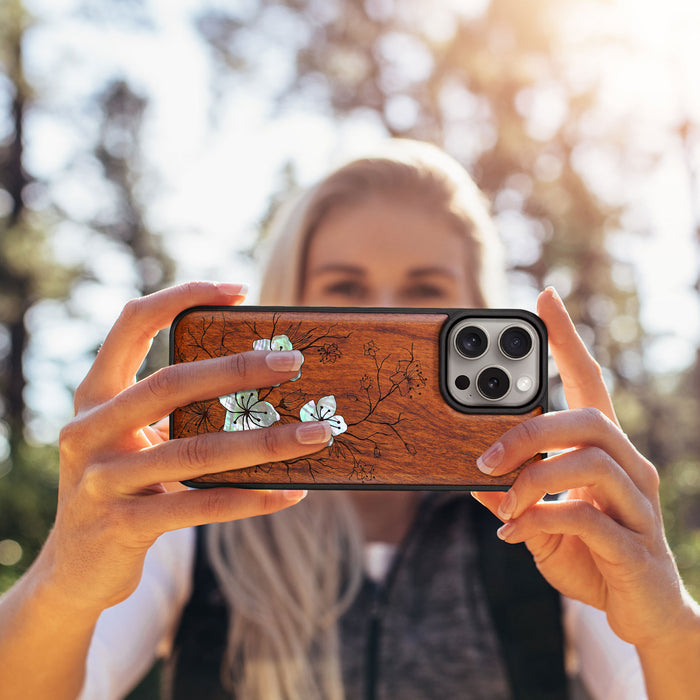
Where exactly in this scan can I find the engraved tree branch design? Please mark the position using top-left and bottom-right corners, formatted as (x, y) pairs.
(176, 312), (351, 436)
(243, 313), (352, 356)
(245, 315), (352, 422)
(176, 314), (426, 484)
(275, 341), (425, 483)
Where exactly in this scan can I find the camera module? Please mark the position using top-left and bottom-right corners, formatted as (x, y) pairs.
(455, 325), (488, 359)
(476, 366), (510, 400)
(498, 326), (533, 360)
(445, 315), (541, 409)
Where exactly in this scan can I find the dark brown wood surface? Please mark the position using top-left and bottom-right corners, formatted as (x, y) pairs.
(171, 308), (542, 489)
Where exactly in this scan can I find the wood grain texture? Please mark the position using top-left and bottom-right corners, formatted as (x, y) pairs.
(171, 308), (543, 489)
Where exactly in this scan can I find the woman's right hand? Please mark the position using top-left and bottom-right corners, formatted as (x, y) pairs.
(42, 282), (331, 615)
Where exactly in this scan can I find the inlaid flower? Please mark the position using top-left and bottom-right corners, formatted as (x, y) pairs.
(253, 334), (303, 381)
(299, 395), (347, 445)
(219, 390), (280, 432)
(253, 334), (292, 352)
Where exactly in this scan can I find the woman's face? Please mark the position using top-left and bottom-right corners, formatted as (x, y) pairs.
(300, 195), (478, 308)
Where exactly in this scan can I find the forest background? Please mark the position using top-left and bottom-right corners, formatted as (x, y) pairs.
(2, 0), (700, 695)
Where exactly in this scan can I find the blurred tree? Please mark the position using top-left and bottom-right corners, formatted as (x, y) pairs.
(660, 116), (700, 600)
(0, 0), (75, 587)
(88, 77), (176, 374)
(0, 2), (174, 590)
(92, 79), (174, 295)
(1, 0), (44, 449)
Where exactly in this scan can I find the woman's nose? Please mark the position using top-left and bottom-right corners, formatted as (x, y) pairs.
(370, 289), (398, 307)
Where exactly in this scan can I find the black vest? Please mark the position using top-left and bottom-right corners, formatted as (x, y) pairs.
(162, 495), (568, 699)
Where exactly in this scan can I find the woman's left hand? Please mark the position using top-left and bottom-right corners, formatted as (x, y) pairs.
(472, 288), (696, 652)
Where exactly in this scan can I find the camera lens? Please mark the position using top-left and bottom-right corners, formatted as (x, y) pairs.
(455, 326), (488, 359)
(499, 326), (533, 359)
(476, 367), (510, 400)
(455, 374), (470, 390)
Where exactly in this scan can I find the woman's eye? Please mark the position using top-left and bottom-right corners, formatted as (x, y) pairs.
(403, 284), (449, 301)
(323, 280), (367, 300)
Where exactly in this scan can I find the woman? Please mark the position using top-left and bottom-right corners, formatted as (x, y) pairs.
(0, 140), (698, 700)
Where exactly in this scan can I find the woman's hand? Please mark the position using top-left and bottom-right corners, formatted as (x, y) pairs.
(43, 282), (332, 615)
(472, 288), (699, 655)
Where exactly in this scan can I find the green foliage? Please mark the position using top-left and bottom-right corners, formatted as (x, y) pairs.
(614, 374), (700, 596)
(660, 458), (700, 602)
(0, 441), (59, 592)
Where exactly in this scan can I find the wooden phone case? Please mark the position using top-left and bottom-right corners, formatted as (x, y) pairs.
(170, 307), (547, 490)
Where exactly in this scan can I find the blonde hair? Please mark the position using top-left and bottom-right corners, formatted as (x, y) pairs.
(206, 494), (363, 699)
(207, 139), (505, 699)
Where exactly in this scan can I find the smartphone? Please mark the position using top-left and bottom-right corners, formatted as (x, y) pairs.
(169, 306), (547, 490)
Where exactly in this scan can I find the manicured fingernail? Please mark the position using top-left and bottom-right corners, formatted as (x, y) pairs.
(283, 489), (308, 502)
(265, 350), (304, 371)
(477, 442), (504, 474)
(215, 282), (249, 297)
(296, 421), (331, 445)
(498, 490), (517, 520)
(497, 522), (516, 541)
(546, 286), (563, 306)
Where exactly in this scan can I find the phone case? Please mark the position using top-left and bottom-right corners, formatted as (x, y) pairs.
(170, 307), (547, 490)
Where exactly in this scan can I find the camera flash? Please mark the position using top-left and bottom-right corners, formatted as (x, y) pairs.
(516, 376), (533, 392)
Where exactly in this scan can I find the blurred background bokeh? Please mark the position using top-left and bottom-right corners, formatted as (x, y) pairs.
(1, 0), (700, 688)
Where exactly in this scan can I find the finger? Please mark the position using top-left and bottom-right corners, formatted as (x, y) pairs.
(471, 490), (507, 519)
(471, 491), (602, 594)
(495, 499), (642, 567)
(143, 417), (170, 444)
(495, 447), (654, 533)
(510, 525), (605, 607)
(476, 408), (660, 497)
(111, 421), (332, 489)
(537, 287), (617, 424)
(138, 486), (309, 537)
(97, 349), (304, 437)
(77, 282), (247, 408)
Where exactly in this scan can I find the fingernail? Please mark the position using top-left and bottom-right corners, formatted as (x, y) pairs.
(477, 442), (504, 474)
(497, 490), (517, 520)
(546, 286), (563, 306)
(296, 421), (331, 445)
(214, 282), (249, 297)
(497, 522), (516, 541)
(283, 489), (308, 502)
(266, 350), (304, 372)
